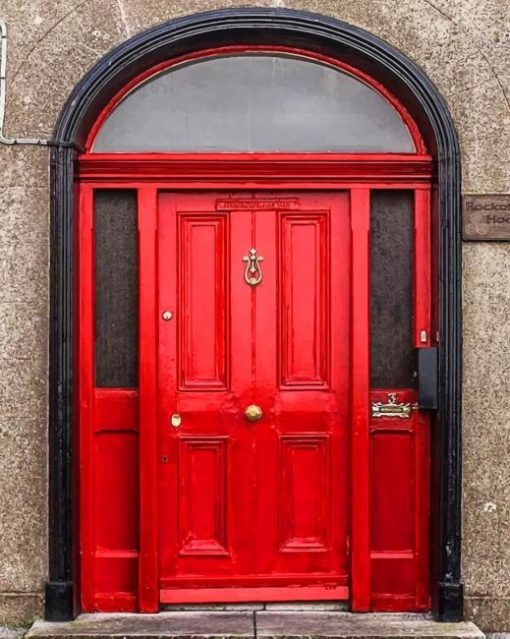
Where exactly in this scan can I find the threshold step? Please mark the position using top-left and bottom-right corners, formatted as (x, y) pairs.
(256, 612), (483, 639)
(27, 612), (485, 639)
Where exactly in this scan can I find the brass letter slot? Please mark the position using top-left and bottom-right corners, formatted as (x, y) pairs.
(371, 393), (412, 419)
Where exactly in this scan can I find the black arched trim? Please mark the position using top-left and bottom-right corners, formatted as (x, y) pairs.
(46, 8), (462, 622)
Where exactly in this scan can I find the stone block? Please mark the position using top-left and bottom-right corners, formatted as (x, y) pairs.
(0, 593), (43, 627)
(462, 243), (510, 600)
(0, 624), (28, 639)
(466, 598), (510, 634)
(0, 302), (47, 361)
(0, 358), (48, 594)
(0, 188), (49, 247)
(27, 611), (255, 639)
(0, 236), (48, 303)
(0, 148), (49, 189)
(255, 612), (484, 639)
(0, 352), (47, 421)
(427, 0), (510, 97)
(3, 0), (127, 138)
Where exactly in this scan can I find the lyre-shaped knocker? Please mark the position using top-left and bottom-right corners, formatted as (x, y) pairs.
(242, 248), (264, 287)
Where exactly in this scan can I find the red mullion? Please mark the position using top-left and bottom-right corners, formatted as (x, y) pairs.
(414, 188), (432, 607)
(350, 188), (371, 611)
(415, 409), (431, 609)
(414, 188), (432, 347)
(138, 187), (159, 612)
(78, 184), (95, 610)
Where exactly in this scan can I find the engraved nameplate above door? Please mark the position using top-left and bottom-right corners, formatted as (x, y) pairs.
(216, 198), (300, 210)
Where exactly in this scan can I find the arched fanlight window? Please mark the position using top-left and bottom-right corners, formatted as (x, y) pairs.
(92, 53), (416, 153)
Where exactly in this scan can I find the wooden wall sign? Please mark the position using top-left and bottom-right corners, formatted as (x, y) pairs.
(463, 195), (510, 241)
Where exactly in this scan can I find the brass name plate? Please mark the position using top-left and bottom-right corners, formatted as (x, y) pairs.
(463, 195), (510, 241)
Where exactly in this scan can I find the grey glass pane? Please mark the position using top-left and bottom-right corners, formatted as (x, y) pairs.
(94, 190), (138, 388)
(370, 191), (415, 388)
(93, 55), (415, 153)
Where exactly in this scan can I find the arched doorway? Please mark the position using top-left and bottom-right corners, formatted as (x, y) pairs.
(46, 9), (462, 623)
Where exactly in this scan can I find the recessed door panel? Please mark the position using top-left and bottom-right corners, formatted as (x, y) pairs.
(279, 434), (330, 552)
(158, 191), (350, 600)
(178, 215), (228, 389)
(178, 437), (229, 557)
(279, 213), (330, 388)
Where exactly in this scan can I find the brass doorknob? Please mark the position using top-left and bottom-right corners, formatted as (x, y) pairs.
(244, 404), (263, 422)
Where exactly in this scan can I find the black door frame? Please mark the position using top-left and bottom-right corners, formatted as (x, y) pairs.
(45, 8), (463, 622)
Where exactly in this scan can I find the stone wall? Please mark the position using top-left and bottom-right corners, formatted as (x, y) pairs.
(0, 0), (509, 630)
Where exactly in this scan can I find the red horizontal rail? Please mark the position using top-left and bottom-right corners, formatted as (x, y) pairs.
(78, 153), (433, 182)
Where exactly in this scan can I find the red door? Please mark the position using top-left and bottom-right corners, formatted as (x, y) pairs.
(157, 191), (350, 603)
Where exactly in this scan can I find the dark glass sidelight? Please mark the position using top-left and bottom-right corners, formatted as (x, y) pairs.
(94, 190), (138, 387)
(370, 190), (415, 388)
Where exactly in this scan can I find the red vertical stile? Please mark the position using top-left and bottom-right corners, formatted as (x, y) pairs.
(138, 188), (159, 611)
(79, 184), (95, 610)
(414, 188), (431, 347)
(415, 409), (431, 609)
(350, 188), (371, 611)
(414, 187), (432, 608)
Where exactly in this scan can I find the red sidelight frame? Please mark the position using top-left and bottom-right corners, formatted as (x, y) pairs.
(350, 189), (371, 611)
(137, 188), (159, 612)
(76, 43), (434, 614)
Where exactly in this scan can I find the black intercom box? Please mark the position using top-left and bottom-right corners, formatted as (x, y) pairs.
(418, 347), (438, 410)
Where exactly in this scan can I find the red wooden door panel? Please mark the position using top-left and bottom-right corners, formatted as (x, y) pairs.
(157, 191), (350, 602)
(253, 195), (350, 588)
(158, 193), (255, 597)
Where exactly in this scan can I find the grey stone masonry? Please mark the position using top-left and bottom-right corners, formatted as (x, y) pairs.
(26, 612), (484, 639)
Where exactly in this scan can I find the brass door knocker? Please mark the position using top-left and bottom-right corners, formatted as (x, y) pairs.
(242, 248), (264, 287)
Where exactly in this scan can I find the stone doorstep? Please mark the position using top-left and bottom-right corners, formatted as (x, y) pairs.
(26, 612), (484, 639)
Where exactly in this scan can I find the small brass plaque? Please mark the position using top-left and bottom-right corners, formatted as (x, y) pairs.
(463, 195), (510, 241)
(216, 198), (300, 210)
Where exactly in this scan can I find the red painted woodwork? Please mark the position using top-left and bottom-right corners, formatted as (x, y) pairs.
(157, 192), (350, 601)
(138, 188), (159, 612)
(350, 189), (371, 612)
(78, 34), (433, 608)
(160, 586), (349, 604)
(79, 185), (140, 612)
(369, 389), (430, 611)
(414, 188), (432, 347)
(78, 178), (433, 613)
(78, 184), (95, 611)
(78, 154), (432, 183)
(78, 179), (433, 612)
(85, 45), (427, 154)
